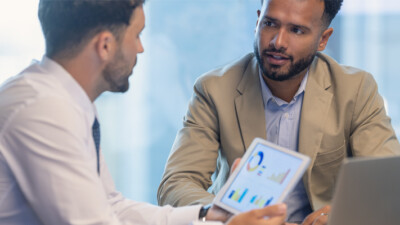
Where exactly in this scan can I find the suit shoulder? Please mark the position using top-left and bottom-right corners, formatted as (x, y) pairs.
(315, 53), (377, 91)
(315, 53), (379, 101)
(317, 53), (373, 80)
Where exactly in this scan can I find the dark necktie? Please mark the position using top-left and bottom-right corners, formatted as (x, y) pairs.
(92, 118), (100, 174)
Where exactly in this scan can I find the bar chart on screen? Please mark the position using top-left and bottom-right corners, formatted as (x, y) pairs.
(267, 169), (291, 185)
(249, 195), (274, 208)
(227, 188), (249, 203)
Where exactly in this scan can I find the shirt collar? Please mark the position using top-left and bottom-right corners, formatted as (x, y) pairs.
(259, 70), (309, 107)
(39, 56), (97, 121)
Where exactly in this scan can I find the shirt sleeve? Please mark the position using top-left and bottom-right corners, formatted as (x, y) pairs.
(2, 97), (122, 225)
(2, 95), (201, 225)
(100, 158), (201, 225)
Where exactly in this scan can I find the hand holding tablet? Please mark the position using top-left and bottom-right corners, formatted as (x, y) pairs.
(213, 138), (310, 214)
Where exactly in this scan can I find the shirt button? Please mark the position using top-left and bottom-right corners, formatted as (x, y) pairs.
(284, 113), (289, 119)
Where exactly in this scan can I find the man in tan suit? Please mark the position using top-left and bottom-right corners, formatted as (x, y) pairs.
(0, 1), (289, 225)
(158, 0), (400, 224)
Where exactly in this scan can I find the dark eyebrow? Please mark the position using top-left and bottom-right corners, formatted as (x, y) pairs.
(262, 16), (279, 23)
(289, 23), (311, 33)
(263, 15), (312, 32)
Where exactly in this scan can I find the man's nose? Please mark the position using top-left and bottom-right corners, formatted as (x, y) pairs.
(270, 29), (288, 51)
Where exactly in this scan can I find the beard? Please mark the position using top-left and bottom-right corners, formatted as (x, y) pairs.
(254, 41), (316, 82)
(101, 48), (135, 93)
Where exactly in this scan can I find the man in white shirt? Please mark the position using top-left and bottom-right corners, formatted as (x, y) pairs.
(0, 0), (287, 224)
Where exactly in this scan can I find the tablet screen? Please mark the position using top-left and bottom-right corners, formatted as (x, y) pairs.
(219, 142), (304, 212)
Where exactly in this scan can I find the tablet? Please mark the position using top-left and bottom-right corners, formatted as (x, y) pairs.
(213, 138), (310, 214)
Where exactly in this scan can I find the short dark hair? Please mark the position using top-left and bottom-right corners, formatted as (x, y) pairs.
(261, 0), (343, 27)
(38, 0), (145, 59)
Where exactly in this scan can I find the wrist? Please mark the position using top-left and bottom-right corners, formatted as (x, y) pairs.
(199, 204), (212, 221)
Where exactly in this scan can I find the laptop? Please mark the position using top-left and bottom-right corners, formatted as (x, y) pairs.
(328, 156), (400, 225)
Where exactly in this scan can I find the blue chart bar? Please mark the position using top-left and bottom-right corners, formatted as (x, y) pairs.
(250, 196), (274, 208)
(264, 197), (273, 207)
(228, 190), (235, 199)
(229, 188), (249, 203)
(238, 189), (248, 203)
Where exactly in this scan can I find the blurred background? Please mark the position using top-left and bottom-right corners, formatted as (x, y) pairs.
(1, 0), (399, 204)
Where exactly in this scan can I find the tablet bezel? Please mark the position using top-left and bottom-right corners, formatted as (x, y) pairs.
(213, 137), (311, 214)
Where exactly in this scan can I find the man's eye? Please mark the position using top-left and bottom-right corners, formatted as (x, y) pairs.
(264, 21), (275, 27)
(292, 27), (304, 34)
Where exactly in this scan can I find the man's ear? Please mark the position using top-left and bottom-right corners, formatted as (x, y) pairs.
(318, 27), (333, 51)
(94, 31), (117, 62)
(255, 10), (261, 33)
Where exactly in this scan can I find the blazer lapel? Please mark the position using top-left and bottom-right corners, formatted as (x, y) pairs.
(298, 54), (333, 185)
(234, 56), (267, 152)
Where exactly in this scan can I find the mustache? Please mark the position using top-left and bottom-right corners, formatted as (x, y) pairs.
(262, 47), (293, 60)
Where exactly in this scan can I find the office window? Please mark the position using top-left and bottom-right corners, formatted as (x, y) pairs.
(1, 0), (399, 205)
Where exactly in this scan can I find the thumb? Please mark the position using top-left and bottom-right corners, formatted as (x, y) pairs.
(251, 203), (287, 218)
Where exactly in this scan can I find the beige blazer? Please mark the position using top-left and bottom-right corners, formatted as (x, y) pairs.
(158, 52), (400, 210)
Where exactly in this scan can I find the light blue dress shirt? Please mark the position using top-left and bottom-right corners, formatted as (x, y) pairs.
(259, 72), (312, 223)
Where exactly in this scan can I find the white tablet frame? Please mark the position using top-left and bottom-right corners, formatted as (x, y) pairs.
(213, 137), (311, 214)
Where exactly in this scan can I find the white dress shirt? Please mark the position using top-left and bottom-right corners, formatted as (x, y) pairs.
(0, 57), (201, 225)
